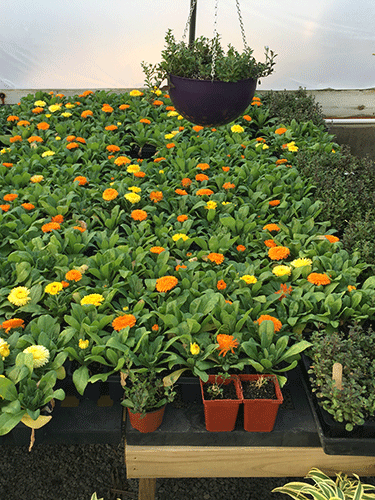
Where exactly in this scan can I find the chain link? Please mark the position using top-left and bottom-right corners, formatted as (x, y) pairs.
(235, 0), (248, 50)
(182, 0), (198, 41)
(210, 0), (219, 80)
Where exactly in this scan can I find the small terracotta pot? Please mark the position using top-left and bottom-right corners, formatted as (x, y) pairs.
(200, 375), (243, 432)
(239, 374), (283, 432)
(127, 405), (166, 433)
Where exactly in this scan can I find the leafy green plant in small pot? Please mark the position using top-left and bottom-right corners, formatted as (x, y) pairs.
(199, 333), (244, 432)
(142, 29), (276, 126)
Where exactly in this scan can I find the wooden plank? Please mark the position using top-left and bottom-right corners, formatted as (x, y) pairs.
(138, 478), (156, 500)
(125, 445), (375, 478)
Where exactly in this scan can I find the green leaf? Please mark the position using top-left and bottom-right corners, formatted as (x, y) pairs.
(0, 410), (26, 436)
(72, 365), (90, 395)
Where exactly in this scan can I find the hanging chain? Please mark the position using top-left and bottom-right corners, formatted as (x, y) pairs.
(235, 0), (248, 50)
(210, 0), (219, 80)
(182, 0), (198, 41)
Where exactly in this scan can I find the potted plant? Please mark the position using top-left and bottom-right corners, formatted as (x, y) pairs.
(142, 29), (276, 126)
(272, 467), (375, 499)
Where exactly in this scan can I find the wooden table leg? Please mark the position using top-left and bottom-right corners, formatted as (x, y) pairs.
(138, 478), (156, 500)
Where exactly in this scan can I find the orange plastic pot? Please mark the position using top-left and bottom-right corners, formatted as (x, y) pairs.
(200, 375), (243, 432)
(127, 405), (166, 433)
(239, 374), (283, 432)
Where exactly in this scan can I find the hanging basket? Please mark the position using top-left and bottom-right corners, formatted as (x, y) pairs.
(168, 74), (257, 127)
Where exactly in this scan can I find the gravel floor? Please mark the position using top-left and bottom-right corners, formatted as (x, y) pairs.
(2, 441), (375, 500)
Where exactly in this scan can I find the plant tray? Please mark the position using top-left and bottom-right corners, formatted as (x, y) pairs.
(125, 365), (321, 447)
(300, 365), (375, 455)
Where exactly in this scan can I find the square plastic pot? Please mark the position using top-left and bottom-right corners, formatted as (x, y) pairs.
(200, 375), (243, 432)
(239, 374), (283, 432)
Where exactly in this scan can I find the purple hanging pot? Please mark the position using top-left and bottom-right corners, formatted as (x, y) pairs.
(168, 74), (257, 127)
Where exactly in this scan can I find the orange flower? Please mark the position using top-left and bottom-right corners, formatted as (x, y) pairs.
(152, 324), (159, 331)
(133, 171), (145, 178)
(207, 252), (224, 265)
(1, 318), (25, 333)
(131, 209), (147, 221)
(152, 100), (163, 106)
(51, 215), (64, 223)
(102, 104), (113, 112)
(256, 315), (282, 332)
(0, 204), (10, 212)
(251, 100), (262, 106)
(105, 125), (118, 131)
(9, 135), (22, 143)
(155, 276), (178, 292)
(181, 178), (192, 187)
(276, 158), (288, 165)
(223, 182), (235, 190)
(166, 143), (175, 149)
(106, 145), (120, 153)
(324, 235), (340, 243)
(268, 246), (290, 260)
(217, 279), (227, 290)
(165, 106), (175, 111)
(192, 125), (204, 132)
(81, 110), (93, 118)
(150, 191), (163, 203)
(150, 246), (165, 254)
(175, 264), (187, 271)
(276, 283), (293, 300)
(103, 188), (118, 201)
(27, 136), (43, 143)
(264, 239), (277, 248)
(263, 223), (280, 232)
(154, 157), (166, 163)
(114, 156), (131, 166)
(65, 269), (82, 282)
(7, 115), (19, 122)
(61, 281), (70, 288)
(119, 104), (130, 110)
(222, 166), (230, 172)
(74, 226), (86, 233)
(66, 135), (76, 142)
(177, 214), (188, 222)
(307, 273), (331, 285)
(236, 245), (246, 252)
(17, 120), (30, 126)
(139, 118), (151, 124)
(196, 188), (214, 196)
(21, 203), (35, 210)
(3, 193), (18, 202)
(42, 222), (61, 233)
(32, 107), (44, 114)
(79, 90), (93, 97)
(275, 127), (287, 135)
(66, 142), (79, 150)
(269, 200), (280, 206)
(243, 115), (252, 121)
(216, 334), (239, 357)
(225, 299), (233, 304)
(2, 163), (13, 168)
(196, 163), (210, 170)
(175, 189), (188, 195)
(76, 137), (86, 144)
(195, 173), (209, 182)
(74, 176), (87, 185)
(112, 314), (136, 331)
(37, 122), (50, 130)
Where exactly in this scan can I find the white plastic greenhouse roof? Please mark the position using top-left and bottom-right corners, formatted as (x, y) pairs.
(1, 0), (374, 93)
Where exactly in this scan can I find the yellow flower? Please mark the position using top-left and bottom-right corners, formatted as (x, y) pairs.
(80, 294), (105, 306)
(124, 192), (141, 203)
(65, 103), (75, 108)
(167, 111), (179, 117)
(291, 258), (312, 268)
(55, 136), (61, 141)
(190, 342), (200, 355)
(23, 345), (50, 368)
(34, 100), (46, 107)
(126, 164), (141, 173)
(165, 133), (174, 139)
(286, 141), (299, 152)
(231, 124), (244, 133)
(262, 144), (269, 150)
(222, 201), (231, 205)
(272, 265), (292, 277)
(45, 114), (52, 118)
(128, 186), (141, 193)
(348, 285), (356, 292)
(129, 90), (143, 97)
(159, 169), (164, 174)
(79, 339), (89, 349)
(30, 175), (44, 183)
(172, 233), (189, 242)
(44, 282), (63, 295)
(41, 150), (55, 157)
(61, 112), (72, 117)
(0, 338), (10, 358)
(153, 88), (162, 96)
(48, 104), (61, 113)
(241, 275), (257, 284)
(177, 115), (184, 120)
(205, 201), (217, 210)
(8, 286), (31, 306)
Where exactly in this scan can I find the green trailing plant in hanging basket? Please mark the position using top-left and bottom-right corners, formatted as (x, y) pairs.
(142, 29), (276, 88)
